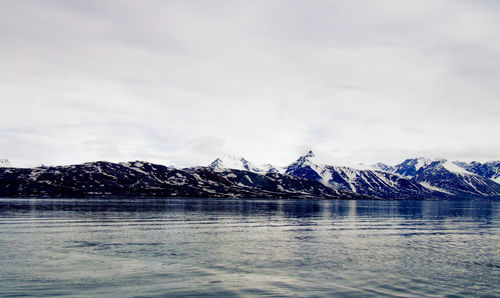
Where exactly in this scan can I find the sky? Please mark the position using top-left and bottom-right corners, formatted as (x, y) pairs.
(1, 0), (500, 168)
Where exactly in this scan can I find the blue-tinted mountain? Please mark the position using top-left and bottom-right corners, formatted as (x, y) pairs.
(393, 158), (500, 198)
(453, 161), (500, 183)
(393, 158), (434, 177)
(285, 151), (442, 199)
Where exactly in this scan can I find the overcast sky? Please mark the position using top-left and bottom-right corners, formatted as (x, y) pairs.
(1, 0), (500, 168)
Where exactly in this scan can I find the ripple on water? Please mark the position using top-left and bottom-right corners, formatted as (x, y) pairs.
(0, 198), (498, 297)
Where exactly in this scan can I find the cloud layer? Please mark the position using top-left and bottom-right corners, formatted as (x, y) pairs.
(1, 0), (500, 167)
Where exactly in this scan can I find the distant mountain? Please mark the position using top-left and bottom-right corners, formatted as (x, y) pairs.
(454, 161), (500, 183)
(393, 158), (433, 177)
(0, 159), (12, 168)
(1, 153), (499, 199)
(393, 158), (500, 197)
(207, 155), (278, 173)
(285, 151), (442, 199)
(0, 161), (366, 199)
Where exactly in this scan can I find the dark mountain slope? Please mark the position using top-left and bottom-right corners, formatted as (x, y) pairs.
(0, 161), (367, 199)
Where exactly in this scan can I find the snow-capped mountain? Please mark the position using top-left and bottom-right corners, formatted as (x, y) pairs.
(393, 158), (433, 177)
(0, 160), (365, 199)
(207, 155), (278, 173)
(454, 161), (500, 183)
(393, 158), (500, 197)
(285, 151), (439, 199)
(0, 159), (12, 168)
(1, 153), (499, 199)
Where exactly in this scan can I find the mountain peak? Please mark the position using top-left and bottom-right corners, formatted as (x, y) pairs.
(294, 152), (315, 167)
(292, 150), (367, 169)
(305, 150), (315, 157)
(207, 157), (225, 171)
(208, 155), (261, 172)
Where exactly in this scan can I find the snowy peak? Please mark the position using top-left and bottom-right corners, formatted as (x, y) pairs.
(285, 152), (434, 198)
(441, 161), (476, 175)
(0, 159), (12, 168)
(208, 155), (264, 173)
(393, 158), (500, 197)
(294, 150), (316, 165)
(285, 151), (324, 181)
(395, 158), (477, 177)
(453, 161), (500, 183)
(303, 150), (315, 159)
(291, 150), (372, 170)
(394, 158), (435, 177)
(289, 150), (339, 169)
(208, 158), (225, 171)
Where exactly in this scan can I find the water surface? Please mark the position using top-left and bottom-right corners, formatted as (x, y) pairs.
(0, 198), (499, 297)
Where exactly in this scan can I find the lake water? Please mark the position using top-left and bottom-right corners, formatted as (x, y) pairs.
(0, 198), (499, 297)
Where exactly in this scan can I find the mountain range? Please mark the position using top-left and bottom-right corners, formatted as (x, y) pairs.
(0, 152), (499, 199)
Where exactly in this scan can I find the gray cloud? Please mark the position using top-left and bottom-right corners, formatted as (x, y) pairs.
(1, 0), (499, 167)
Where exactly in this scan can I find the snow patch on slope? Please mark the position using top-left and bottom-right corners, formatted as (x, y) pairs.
(415, 158), (433, 171)
(420, 182), (454, 195)
(442, 161), (476, 175)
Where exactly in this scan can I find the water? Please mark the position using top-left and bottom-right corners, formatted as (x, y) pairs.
(0, 198), (498, 297)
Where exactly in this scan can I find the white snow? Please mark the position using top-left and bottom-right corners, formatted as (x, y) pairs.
(209, 155), (264, 172)
(288, 151), (429, 194)
(120, 161), (149, 175)
(319, 168), (333, 186)
(95, 165), (117, 179)
(442, 161), (476, 175)
(244, 175), (253, 183)
(462, 176), (486, 195)
(415, 158), (432, 171)
(131, 167), (148, 175)
(340, 167), (358, 192)
(299, 151), (369, 170)
(420, 182), (454, 195)
(373, 171), (397, 188)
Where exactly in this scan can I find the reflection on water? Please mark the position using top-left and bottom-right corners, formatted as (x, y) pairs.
(0, 198), (498, 297)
